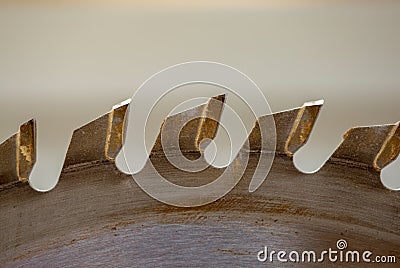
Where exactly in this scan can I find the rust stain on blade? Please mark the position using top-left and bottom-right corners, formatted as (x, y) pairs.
(330, 122), (400, 171)
(0, 119), (36, 185)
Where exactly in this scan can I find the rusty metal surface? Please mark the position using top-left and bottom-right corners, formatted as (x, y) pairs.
(0, 98), (399, 267)
(0, 155), (399, 266)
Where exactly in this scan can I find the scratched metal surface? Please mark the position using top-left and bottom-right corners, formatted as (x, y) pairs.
(0, 98), (399, 267)
(0, 155), (399, 267)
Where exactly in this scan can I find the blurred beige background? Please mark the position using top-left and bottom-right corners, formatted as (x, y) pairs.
(0, 1), (399, 190)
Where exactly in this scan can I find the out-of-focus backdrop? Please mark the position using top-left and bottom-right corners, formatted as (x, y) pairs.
(0, 1), (399, 190)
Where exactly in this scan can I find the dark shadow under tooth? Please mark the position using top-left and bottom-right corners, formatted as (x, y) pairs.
(330, 122), (400, 171)
(151, 95), (226, 154)
(0, 119), (36, 185)
(63, 101), (130, 169)
(249, 100), (323, 156)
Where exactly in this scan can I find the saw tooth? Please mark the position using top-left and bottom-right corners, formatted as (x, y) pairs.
(249, 100), (323, 156)
(330, 122), (400, 171)
(152, 94), (225, 154)
(0, 119), (36, 186)
(63, 100), (130, 169)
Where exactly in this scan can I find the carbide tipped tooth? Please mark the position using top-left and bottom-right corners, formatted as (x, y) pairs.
(330, 122), (400, 171)
(152, 95), (225, 154)
(284, 100), (323, 156)
(375, 122), (399, 170)
(63, 100), (130, 169)
(106, 99), (131, 161)
(0, 119), (36, 186)
(195, 94), (225, 150)
(249, 100), (323, 156)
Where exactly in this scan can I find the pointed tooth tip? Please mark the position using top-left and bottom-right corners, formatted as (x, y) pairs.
(19, 118), (36, 136)
(211, 94), (226, 103)
(303, 99), (324, 107)
(112, 98), (131, 110)
(26, 118), (36, 125)
(18, 118), (36, 136)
